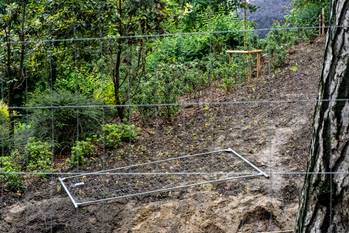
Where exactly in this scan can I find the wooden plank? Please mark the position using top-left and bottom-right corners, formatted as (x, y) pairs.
(226, 49), (262, 54)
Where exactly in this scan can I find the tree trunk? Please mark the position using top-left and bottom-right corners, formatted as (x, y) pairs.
(113, 0), (125, 121)
(48, 53), (57, 90)
(5, 26), (15, 142)
(113, 42), (125, 121)
(296, 1), (349, 232)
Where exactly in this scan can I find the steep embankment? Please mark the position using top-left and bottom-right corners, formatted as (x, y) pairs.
(0, 37), (324, 233)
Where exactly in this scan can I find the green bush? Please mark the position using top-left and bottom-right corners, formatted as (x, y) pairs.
(56, 67), (98, 97)
(0, 101), (10, 154)
(135, 12), (256, 120)
(261, 22), (295, 69)
(147, 13), (253, 70)
(0, 102), (34, 155)
(221, 62), (246, 91)
(135, 61), (207, 118)
(286, 1), (328, 40)
(11, 122), (34, 151)
(261, 0), (331, 66)
(0, 156), (23, 191)
(27, 90), (103, 152)
(118, 124), (139, 142)
(0, 100), (9, 123)
(70, 139), (96, 167)
(25, 138), (53, 172)
(100, 123), (139, 148)
(100, 124), (122, 148)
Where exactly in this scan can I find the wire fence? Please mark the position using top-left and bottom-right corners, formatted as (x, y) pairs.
(0, 25), (346, 44)
(0, 5), (348, 232)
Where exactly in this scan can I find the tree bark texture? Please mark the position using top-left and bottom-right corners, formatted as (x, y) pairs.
(296, 0), (349, 232)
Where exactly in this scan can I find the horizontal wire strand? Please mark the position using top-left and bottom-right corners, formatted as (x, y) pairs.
(0, 25), (347, 45)
(1, 172), (348, 176)
(7, 98), (349, 110)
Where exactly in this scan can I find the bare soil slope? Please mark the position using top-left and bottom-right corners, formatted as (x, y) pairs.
(0, 38), (325, 233)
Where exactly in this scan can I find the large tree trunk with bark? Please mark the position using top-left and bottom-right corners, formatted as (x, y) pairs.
(296, 1), (349, 232)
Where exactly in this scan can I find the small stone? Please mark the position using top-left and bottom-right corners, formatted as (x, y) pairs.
(88, 217), (97, 224)
(4, 216), (13, 223)
(4, 204), (25, 223)
(9, 205), (25, 215)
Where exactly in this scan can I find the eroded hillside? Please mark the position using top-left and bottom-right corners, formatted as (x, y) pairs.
(0, 37), (325, 233)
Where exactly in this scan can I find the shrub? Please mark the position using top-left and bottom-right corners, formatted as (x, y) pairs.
(100, 123), (139, 148)
(100, 124), (123, 148)
(221, 63), (244, 91)
(70, 139), (96, 167)
(286, 1), (328, 40)
(118, 124), (139, 142)
(0, 156), (23, 191)
(147, 13), (253, 70)
(0, 100), (9, 123)
(27, 90), (103, 152)
(25, 138), (53, 172)
(11, 122), (34, 151)
(135, 61), (206, 118)
(261, 22), (294, 69)
(0, 101), (10, 155)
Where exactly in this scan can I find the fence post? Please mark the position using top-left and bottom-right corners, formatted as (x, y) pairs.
(319, 8), (325, 36)
(322, 8), (325, 36)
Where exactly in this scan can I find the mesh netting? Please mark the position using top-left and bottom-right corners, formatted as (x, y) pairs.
(59, 149), (266, 206)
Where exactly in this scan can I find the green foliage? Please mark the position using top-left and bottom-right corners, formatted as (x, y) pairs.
(148, 13), (252, 68)
(1, 0), (328, 171)
(25, 138), (52, 172)
(139, 11), (254, 113)
(101, 123), (139, 148)
(27, 90), (103, 152)
(287, 0), (329, 40)
(117, 124), (139, 142)
(70, 123), (138, 167)
(261, 0), (330, 69)
(286, 2), (322, 40)
(288, 2), (322, 26)
(0, 1), (45, 107)
(177, 0), (254, 31)
(221, 62), (246, 91)
(0, 100), (9, 123)
(93, 81), (116, 105)
(70, 139), (96, 167)
(1, 0), (256, 126)
(0, 101), (10, 154)
(12, 122), (34, 150)
(101, 124), (122, 148)
(136, 61), (205, 118)
(56, 66), (98, 97)
(261, 22), (294, 68)
(290, 64), (299, 73)
(0, 156), (23, 191)
(0, 103), (35, 155)
(286, 0), (330, 26)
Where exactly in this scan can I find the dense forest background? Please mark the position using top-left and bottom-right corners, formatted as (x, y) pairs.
(0, 0), (329, 191)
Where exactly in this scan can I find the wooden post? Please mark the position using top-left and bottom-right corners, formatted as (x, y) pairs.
(319, 13), (322, 36)
(322, 8), (325, 36)
(228, 52), (232, 64)
(226, 49), (263, 80)
(256, 52), (261, 79)
(243, 0), (248, 48)
(319, 8), (325, 36)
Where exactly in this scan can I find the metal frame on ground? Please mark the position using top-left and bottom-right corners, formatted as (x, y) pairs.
(59, 148), (269, 208)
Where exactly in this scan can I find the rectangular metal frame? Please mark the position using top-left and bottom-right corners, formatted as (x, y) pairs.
(59, 148), (269, 208)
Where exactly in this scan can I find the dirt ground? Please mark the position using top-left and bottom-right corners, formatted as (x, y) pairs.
(0, 37), (325, 233)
